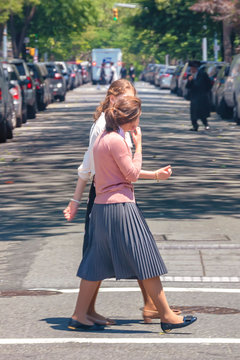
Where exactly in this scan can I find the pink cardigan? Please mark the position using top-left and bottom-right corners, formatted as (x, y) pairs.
(93, 131), (142, 204)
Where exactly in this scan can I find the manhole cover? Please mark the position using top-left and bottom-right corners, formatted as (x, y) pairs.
(172, 305), (240, 315)
(0, 290), (60, 297)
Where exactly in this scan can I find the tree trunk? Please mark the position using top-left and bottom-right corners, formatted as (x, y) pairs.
(223, 19), (233, 63)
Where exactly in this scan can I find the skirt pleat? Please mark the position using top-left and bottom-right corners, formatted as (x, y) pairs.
(77, 203), (167, 281)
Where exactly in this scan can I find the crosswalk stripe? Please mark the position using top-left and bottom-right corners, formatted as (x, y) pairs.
(0, 338), (239, 345)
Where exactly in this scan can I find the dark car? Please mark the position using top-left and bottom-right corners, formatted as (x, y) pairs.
(44, 62), (67, 102)
(170, 64), (184, 94)
(9, 59), (37, 119)
(200, 62), (227, 110)
(0, 63), (16, 143)
(2, 62), (26, 128)
(27, 63), (51, 111)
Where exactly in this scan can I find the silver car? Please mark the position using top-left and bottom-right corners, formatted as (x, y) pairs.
(44, 62), (67, 102)
(158, 66), (176, 89)
(2, 63), (23, 127)
(221, 54), (240, 124)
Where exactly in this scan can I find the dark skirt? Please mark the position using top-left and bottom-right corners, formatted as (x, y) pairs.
(77, 202), (167, 281)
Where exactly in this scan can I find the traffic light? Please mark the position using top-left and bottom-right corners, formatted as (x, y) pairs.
(113, 8), (118, 21)
(29, 47), (35, 57)
(26, 47), (35, 56)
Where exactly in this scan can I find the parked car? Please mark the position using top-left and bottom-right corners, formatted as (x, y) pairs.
(158, 66), (176, 89)
(200, 61), (226, 110)
(67, 63), (82, 89)
(0, 63), (16, 143)
(9, 59), (37, 119)
(79, 61), (91, 83)
(2, 62), (24, 127)
(144, 63), (156, 83)
(170, 64), (184, 94)
(177, 62), (192, 97)
(55, 61), (70, 90)
(217, 54), (240, 124)
(27, 63), (51, 111)
(44, 62), (67, 102)
(211, 64), (230, 115)
(154, 65), (167, 86)
(148, 64), (163, 84)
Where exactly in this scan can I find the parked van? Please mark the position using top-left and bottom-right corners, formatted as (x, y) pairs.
(91, 48), (122, 84)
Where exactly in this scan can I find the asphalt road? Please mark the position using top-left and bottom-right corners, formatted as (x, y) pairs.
(0, 82), (240, 360)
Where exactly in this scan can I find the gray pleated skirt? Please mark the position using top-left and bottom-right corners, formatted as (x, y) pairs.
(77, 202), (167, 281)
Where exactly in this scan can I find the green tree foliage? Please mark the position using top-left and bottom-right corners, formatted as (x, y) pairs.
(130, 0), (220, 62)
(191, 0), (240, 61)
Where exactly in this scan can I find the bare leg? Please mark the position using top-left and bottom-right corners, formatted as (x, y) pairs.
(142, 276), (183, 324)
(72, 279), (100, 325)
(87, 282), (116, 325)
(138, 279), (155, 310)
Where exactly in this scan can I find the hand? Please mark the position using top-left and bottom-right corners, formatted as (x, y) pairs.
(63, 201), (79, 221)
(155, 165), (172, 181)
(131, 126), (142, 148)
(188, 75), (193, 81)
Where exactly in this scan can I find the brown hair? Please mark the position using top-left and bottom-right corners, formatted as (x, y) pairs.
(94, 79), (136, 121)
(105, 96), (141, 132)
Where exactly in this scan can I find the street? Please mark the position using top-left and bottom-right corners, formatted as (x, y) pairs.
(0, 82), (240, 359)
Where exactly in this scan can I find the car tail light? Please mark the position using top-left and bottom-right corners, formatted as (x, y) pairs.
(10, 86), (19, 100)
(163, 74), (170, 77)
(70, 73), (76, 78)
(0, 89), (2, 100)
(92, 61), (97, 66)
(54, 73), (62, 80)
(35, 78), (41, 90)
(27, 76), (33, 89)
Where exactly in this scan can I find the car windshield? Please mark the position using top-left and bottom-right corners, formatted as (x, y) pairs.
(9, 70), (18, 81)
(14, 63), (25, 76)
(166, 68), (175, 74)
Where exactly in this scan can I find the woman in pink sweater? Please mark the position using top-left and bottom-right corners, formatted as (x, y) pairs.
(68, 96), (197, 333)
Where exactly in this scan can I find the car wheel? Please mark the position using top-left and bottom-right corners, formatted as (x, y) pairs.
(38, 102), (45, 111)
(59, 94), (65, 102)
(218, 98), (233, 119)
(233, 99), (240, 125)
(0, 120), (7, 143)
(16, 116), (22, 128)
(27, 104), (36, 119)
(6, 121), (13, 139)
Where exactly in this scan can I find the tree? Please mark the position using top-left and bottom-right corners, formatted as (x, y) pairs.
(190, 0), (240, 62)
(129, 0), (219, 62)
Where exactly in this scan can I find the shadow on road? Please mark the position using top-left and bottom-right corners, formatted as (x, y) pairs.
(1, 84), (240, 243)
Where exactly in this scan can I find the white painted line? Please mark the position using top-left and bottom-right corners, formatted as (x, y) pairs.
(0, 338), (239, 345)
(162, 276), (240, 282)
(30, 287), (240, 294)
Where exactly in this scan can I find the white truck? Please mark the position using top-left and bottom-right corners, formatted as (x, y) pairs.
(91, 48), (122, 84)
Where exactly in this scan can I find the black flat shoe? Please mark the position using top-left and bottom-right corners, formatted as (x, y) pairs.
(161, 315), (197, 333)
(68, 318), (105, 331)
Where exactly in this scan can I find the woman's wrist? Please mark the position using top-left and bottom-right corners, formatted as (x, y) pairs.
(154, 171), (160, 182)
(70, 198), (80, 205)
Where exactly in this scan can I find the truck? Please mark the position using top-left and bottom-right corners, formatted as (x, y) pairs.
(91, 48), (122, 85)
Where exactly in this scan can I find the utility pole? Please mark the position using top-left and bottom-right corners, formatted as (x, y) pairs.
(202, 24), (207, 61)
(3, 24), (7, 59)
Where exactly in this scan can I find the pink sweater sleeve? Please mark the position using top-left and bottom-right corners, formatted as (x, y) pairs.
(110, 136), (142, 182)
